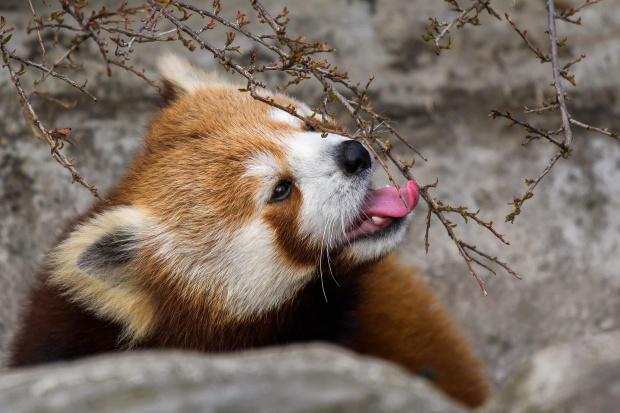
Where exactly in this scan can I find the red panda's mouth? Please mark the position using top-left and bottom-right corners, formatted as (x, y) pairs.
(342, 181), (420, 244)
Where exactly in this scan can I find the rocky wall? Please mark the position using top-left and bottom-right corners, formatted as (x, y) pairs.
(1, 0), (619, 411)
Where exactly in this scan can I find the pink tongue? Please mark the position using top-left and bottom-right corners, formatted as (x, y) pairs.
(362, 181), (420, 218)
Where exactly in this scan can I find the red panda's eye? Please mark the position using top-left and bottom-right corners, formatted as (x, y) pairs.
(270, 181), (293, 203)
(306, 123), (316, 132)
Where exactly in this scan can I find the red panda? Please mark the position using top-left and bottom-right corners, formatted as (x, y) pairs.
(7, 55), (490, 408)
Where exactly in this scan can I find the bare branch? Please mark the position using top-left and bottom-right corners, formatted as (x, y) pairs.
(423, 0), (501, 55)
(570, 118), (620, 142)
(9, 54), (97, 101)
(0, 35), (106, 202)
(546, 0), (574, 151)
(506, 153), (562, 223)
(555, 0), (603, 24)
(505, 13), (550, 63)
(26, 0), (46, 67)
(490, 109), (566, 149)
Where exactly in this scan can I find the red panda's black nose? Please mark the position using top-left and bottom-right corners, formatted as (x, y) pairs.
(337, 140), (372, 176)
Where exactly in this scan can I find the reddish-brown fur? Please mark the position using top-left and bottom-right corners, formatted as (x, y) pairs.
(349, 255), (491, 407)
(10, 246), (489, 407)
(8, 202), (125, 366)
(8, 64), (490, 408)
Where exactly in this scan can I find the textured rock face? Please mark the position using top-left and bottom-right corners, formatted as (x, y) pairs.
(482, 332), (620, 413)
(0, 345), (466, 413)
(1, 0), (620, 411)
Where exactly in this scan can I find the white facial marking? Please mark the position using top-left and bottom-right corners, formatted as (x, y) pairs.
(272, 129), (410, 262)
(270, 108), (304, 128)
(221, 221), (311, 316)
(285, 132), (367, 246)
(149, 219), (312, 318)
(243, 151), (284, 205)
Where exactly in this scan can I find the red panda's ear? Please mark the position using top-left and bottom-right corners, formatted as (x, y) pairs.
(47, 206), (157, 342)
(76, 228), (136, 280)
(159, 78), (183, 106)
(157, 54), (224, 105)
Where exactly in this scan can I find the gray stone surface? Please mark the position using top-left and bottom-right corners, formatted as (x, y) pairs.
(0, 344), (466, 413)
(1, 0), (620, 411)
(482, 332), (620, 413)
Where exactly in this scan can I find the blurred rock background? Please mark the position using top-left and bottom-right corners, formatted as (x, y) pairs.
(1, 0), (619, 411)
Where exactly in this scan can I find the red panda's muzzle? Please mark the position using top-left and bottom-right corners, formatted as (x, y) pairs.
(342, 181), (420, 243)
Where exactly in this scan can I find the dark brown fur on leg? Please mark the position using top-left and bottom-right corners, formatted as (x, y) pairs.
(8, 280), (123, 367)
(347, 254), (491, 408)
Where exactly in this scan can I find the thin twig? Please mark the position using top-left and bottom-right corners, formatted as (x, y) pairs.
(506, 152), (562, 223)
(461, 241), (520, 279)
(570, 118), (620, 142)
(0, 37), (106, 202)
(490, 109), (566, 149)
(505, 13), (550, 63)
(524, 104), (559, 114)
(555, 0), (603, 24)
(28, 40), (82, 101)
(440, 207), (509, 245)
(547, 0), (573, 151)
(424, 0), (501, 55)
(9, 54), (97, 101)
(27, 0), (45, 68)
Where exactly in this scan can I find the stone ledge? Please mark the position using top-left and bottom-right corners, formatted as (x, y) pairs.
(0, 344), (466, 413)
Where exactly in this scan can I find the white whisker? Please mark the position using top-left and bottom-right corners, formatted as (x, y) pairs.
(325, 217), (340, 288)
(319, 218), (329, 303)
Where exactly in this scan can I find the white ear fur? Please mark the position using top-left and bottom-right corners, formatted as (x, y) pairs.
(157, 54), (223, 96)
(47, 206), (157, 343)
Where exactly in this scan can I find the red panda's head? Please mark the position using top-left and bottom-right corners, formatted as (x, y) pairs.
(48, 56), (419, 342)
